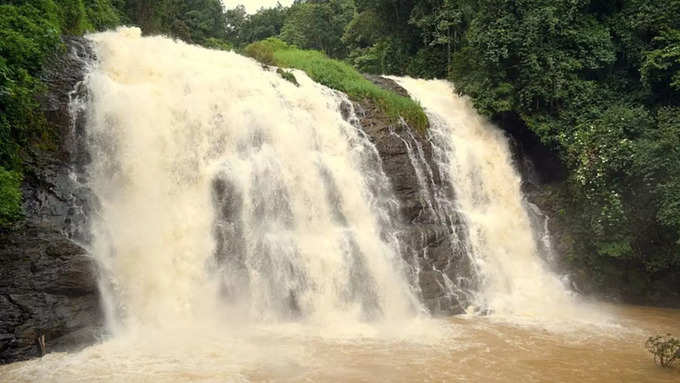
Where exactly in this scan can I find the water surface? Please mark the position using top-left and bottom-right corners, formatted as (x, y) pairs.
(2, 305), (678, 382)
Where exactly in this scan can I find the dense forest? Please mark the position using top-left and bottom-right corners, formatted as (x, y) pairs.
(1, 0), (679, 299)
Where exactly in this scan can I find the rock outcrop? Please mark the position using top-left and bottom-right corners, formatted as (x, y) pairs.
(0, 38), (102, 364)
(355, 78), (474, 315)
(0, 225), (100, 363)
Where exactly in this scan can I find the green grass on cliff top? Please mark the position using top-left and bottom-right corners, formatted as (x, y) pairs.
(244, 38), (428, 133)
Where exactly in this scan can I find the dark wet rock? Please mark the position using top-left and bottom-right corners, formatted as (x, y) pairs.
(0, 224), (102, 364)
(354, 79), (471, 315)
(496, 111), (567, 187)
(0, 37), (102, 365)
(363, 74), (410, 98)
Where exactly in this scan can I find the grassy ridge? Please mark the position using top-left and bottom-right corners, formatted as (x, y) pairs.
(245, 38), (428, 132)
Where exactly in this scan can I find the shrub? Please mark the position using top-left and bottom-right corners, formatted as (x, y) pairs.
(646, 334), (680, 368)
(0, 167), (22, 228)
(244, 38), (289, 65)
(203, 38), (233, 51)
(245, 41), (274, 65)
(276, 68), (299, 86)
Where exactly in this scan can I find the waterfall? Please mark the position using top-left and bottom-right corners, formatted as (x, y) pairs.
(390, 77), (605, 324)
(0, 26), (635, 383)
(76, 27), (607, 331)
(83, 28), (422, 333)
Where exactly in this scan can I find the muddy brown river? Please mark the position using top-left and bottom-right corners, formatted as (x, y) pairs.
(1, 304), (678, 382)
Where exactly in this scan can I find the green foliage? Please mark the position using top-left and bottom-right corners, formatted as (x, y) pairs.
(0, 166), (22, 228)
(452, 0), (617, 117)
(409, 0), (471, 73)
(343, 14), (417, 75)
(244, 38), (286, 65)
(280, 0), (354, 58)
(344, 0), (470, 75)
(203, 38), (233, 51)
(641, 28), (680, 103)
(646, 334), (680, 368)
(225, 4), (287, 48)
(175, 0), (227, 43)
(83, 0), (122, 30)
(564, 105), (650, 255)
(635, 107), (680, 266)
(121, 0), (226, 44)
(276, 68), (299, 86)
(245, 38), (428, 132)
(1, 2), (61, 170)
(406, 46), (448, 79)
(59, 0), (91, 34)
(341, 9), (383, 50)
(0, 0), (122, 226)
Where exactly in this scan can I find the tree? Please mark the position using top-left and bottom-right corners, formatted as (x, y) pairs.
(409, 0), (472, 71)
(120, 0), (227, 44)
(225, 5), (247, 44)
(642, 28), (680, 104)
(223, 3), (287, 48)
(280, 0), (354, 58)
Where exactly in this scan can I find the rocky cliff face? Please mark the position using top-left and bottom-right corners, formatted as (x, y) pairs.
(354, 77), (474, 315)
(0, 38), (102, 364)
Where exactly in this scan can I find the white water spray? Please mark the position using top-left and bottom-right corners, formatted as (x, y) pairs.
(84, 28), (421, 334)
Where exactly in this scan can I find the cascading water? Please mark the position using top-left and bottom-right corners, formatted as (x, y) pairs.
(84, 27), (422, 334)
(77, 29), (608, 328)
(390, 77), (608, 325)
